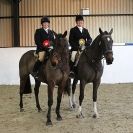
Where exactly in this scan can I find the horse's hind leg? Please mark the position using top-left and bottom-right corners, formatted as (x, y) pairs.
(34, 79), (42, 112)
(92, 81), (100, 118)
(71, 78), (78, 108)
(20, 92), (24, 112)
(19, 77), (27, 112)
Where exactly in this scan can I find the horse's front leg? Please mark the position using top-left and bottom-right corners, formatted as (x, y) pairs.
(34, 79), (42, 112)
(71, 78), (78, 108)
(77, 80), (86, 118)
(92, 80), (100, 118)
(46, 81), (55, 126)
(65, 78), (73, 108)
(56, 85), (63, 121)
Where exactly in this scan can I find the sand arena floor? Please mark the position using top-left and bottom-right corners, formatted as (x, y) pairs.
(0, 83), (133, 133)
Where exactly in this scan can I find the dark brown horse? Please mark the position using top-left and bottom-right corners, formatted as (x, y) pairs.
(68, 28), (114, 118)
(19, 31), (70, 125)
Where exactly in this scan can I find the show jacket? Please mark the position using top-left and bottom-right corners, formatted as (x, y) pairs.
(34, 28), (54, 52)
(69, 26), (92, 51)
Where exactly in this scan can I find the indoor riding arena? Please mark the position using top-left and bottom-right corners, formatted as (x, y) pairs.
(0, 0), (133, 133)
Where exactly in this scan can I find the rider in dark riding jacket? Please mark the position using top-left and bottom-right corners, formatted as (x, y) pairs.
(69, 15), (92, 76)
(33, 16), (55, 78)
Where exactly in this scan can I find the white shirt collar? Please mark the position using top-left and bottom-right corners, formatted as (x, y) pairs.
(77, 26), (83, 33)
(44, 28), (49, 33)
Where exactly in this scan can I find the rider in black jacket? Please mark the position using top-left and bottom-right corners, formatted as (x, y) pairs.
(69, 15), (92, 76)
(33, 16), (55, 78)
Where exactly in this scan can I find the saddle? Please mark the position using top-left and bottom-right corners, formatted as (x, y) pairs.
(34, 50), (50, 63)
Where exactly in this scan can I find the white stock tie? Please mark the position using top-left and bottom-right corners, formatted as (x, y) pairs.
(79, 27), (83, 33)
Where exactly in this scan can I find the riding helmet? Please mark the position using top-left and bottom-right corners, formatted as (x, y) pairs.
(41, 16), (50, 24)
(75, 15), (84, 21)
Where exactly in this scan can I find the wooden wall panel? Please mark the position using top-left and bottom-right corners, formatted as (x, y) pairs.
(0, 0), (12, 47)
(0, 19), (12, 47)
(80, 0), (133, 14)
(19, 15), (133, 46)
(0, 0), (12, 16)
(19, 0), (81, 16)
(0, 0), (133, 47)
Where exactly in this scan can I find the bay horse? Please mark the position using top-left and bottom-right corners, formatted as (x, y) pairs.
(69, 28), (114, 118)
(19, 31), (70, 125)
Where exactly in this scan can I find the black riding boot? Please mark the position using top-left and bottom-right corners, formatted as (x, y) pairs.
(33, 60), (42, 78)
(69, 61), (76, 78)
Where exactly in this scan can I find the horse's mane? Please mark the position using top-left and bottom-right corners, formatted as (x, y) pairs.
(85, 30), (112, 60)
(90, 34), (101, 48)
(90, 30), (110, 48)
(54, 34), (69, 72)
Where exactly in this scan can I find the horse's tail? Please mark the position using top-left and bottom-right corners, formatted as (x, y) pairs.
(19, 50), (35, 94)
(20, 75), (32, 94)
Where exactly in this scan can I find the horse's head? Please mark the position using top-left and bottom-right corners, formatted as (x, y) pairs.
(50, 31), (69, 67)
(50, 50), (61, 67)
(54, 31), (68, 50)
(99, 28), (114, 65)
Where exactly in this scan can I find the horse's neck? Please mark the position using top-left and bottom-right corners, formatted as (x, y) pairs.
(90, 35), (102, 57)
(90, 35), (100, 49)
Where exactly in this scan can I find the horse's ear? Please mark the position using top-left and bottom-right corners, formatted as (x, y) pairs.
(99, 28), (103, 35)
(62, 31), (67, 38)
(52, 30), (58, 38)
(109, 28), (113, 35)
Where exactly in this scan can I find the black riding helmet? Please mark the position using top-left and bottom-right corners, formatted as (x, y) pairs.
(75, 15), (84, 22)
(41, 16), (50, 24)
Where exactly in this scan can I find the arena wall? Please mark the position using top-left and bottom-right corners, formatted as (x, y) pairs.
(0, 45), (133, 84)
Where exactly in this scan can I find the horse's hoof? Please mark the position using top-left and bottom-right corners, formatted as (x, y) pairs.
(20, 108), (24, 112)
(72, 103), (76, 108)
(38, 108), (42, 112)
(93, 114), (99, 119)
(46, 120), (53, 126)
(76, 113), (84, 119)
(56, 116), (62, 121)
(70, 106), (74, 111)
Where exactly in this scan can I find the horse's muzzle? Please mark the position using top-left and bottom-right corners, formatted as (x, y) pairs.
(51, 60), (58, 67)
(106, 57), (114, 65)
(105, 51), (114, 65)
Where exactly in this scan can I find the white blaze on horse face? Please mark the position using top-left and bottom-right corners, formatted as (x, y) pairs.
(107, 37), (111, 42)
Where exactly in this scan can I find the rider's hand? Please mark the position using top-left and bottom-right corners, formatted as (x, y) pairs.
(48, 46), (53, 52)
(79, 46), (85, 51)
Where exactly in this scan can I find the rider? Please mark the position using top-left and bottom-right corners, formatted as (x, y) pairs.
(33, 16), (55, 78)
(69, 15), (92, 75)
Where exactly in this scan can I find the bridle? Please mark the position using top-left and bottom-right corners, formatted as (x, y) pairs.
(100, 34), (113, 54)
(84, 34), (113, 64)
